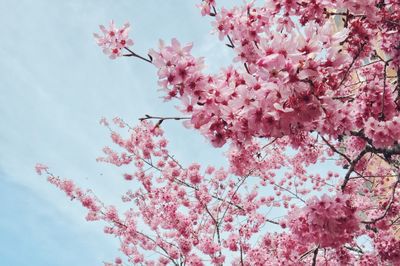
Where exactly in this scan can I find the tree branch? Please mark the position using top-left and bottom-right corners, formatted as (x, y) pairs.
(312, 247), (319, 266)
(336, 43), (366, 90)
(341, 149), (369, 192)
(123, 47), (153, 63)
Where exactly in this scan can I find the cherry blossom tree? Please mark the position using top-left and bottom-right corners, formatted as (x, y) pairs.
(37, 0), (400, 265)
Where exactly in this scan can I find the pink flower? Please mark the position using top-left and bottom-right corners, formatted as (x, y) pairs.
(198, 0), (216, 16)
(375, 231), (400, 264)
(35, 163), (48, 175)
(94, 21), (134, 59)
(115, 257), (122, 264)
(288, 194), (359, 248)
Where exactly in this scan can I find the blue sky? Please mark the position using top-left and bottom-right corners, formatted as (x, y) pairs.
(0, 0), (236, 264)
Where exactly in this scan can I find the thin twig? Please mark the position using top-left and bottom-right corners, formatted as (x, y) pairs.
(123, 47), (153, 63)
(320, 135), (351, 163)
(344, 245), (364, 254)
(362, 176), (399, 224)
(337, 43), (366, 89)
(226, 35), (235, 48)
(239, 240), (244, 266)
(139, 114), (191, 121)
(380, 59), (391, 120)
(341, 149), (369, 192)
(274, 184), (306, 203)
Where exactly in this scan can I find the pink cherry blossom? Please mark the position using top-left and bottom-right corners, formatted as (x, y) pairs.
(94, 21), (133, 59)
(288, 194), (360, 248)
(35, 163), (48, 175)
(375, 231), (400, 264)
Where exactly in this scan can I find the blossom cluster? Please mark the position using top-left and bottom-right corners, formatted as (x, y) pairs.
(288, 194), (360, 248)
(375, 231), (400, 264)
(365, 116), (400, 148)
(197, 0), (216, 16)
(94, 21), (133, 59)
